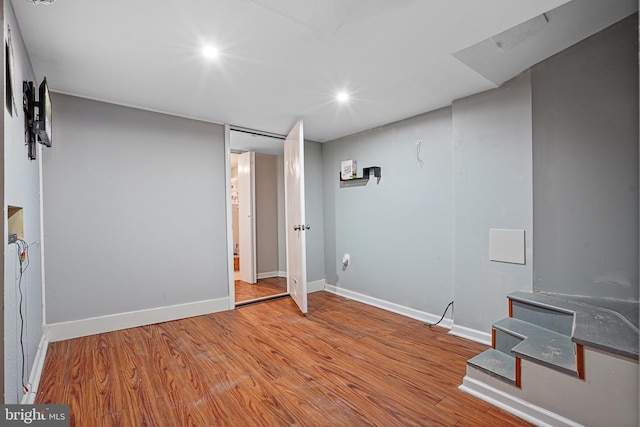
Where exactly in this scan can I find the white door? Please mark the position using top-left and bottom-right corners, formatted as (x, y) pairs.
(284, 121), (307, 314)
(238, 151), (256, 284)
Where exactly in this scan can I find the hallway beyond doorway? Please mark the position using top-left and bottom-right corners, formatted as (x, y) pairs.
(235, 277), (287, 304)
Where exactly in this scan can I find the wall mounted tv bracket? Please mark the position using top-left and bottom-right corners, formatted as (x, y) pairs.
(22, 81), (36, 160)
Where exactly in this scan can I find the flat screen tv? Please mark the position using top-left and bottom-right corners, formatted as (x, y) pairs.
(33, 77), (52, 147)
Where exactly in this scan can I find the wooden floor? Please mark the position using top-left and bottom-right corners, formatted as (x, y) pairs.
(36, 292), (531, 426)
(235, 277), (287, 303)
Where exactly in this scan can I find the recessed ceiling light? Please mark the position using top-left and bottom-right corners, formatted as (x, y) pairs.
(202, 45), (220, 59)
(337, 92), (349, 103)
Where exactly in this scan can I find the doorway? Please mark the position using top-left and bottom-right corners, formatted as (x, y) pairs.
(229, 129), (288, 305)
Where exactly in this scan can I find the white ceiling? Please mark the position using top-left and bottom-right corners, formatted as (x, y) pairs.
(10, 0), (637, 142)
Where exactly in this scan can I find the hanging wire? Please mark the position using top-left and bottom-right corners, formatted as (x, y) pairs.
(425, 301), (454, 327)
(416, 140), (424, 168)
(13, 239), (32, 392)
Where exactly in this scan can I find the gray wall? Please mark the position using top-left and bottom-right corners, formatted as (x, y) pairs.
(321, 75), (533, 334)
(322, 109), (455, 315)
(532, 14), (639, 300)
(304, 140), (325, 283)
(321, 14), (638, 335)
(277, 155), (286, 274)
(42, 94), (229, 323)
(452, 73), (534, 333)
(3, 2), (43, 403)
(255, 153), (279, 274)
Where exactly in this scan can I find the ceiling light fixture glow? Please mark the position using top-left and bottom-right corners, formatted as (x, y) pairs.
(202, 45), (220, 59)
(337, 92), (349, 103)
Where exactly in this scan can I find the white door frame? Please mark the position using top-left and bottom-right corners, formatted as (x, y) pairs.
(225, 125), (290, 309)
(224, 124), (235, 309)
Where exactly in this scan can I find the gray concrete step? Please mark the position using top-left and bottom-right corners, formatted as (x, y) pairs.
(467, 348), (516, 385)
(494, 317), (578, 377)
(508, 291), (638, 360)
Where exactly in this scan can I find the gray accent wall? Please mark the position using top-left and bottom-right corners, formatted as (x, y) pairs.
(532, 14), (639, 300)
(277, 155), (286, 274)
(3, 1), (43, 403)
(321, 15), (638, 335)
(322, 108), (455, 315)
(304, 140), (325, 283)
(42, 94), (229, 324)
(321, 82), (533, 333)
(452, 73), (534, 333)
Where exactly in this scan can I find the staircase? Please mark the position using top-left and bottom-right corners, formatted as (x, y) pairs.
(463, 291), (639, 426)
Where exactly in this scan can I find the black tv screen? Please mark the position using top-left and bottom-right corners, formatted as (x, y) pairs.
(34, 77), (52, 147)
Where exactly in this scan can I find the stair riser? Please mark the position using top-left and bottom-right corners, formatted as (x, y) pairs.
(494, 329), (523, 355)
(510, 300), (573, 335)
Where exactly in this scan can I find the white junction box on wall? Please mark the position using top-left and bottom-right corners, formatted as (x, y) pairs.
(341, 160), (357, 180)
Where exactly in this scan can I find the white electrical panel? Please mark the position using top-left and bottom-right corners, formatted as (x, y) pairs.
(489, 229), (525, 264)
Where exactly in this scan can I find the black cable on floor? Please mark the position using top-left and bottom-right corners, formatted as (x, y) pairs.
(425, 301), (453, 327)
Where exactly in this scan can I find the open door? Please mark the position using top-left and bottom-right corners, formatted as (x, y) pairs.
(284, 121), (307, 314)
(238, 151), (256, 284)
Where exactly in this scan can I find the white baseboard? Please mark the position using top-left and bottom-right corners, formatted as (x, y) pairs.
(257, 271), (279, 279)
(256, 271), (288, 279)
(323, 285), (494, 345)
(460, 376), (582, 427)
(324, 284), (452, 328)
(449, 324), (492, 346)
(45, 297), (230, 342)
(21, 335), (49, 404)
(307, 279), (325, 293)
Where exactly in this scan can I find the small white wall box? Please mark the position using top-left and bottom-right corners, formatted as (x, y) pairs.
(489, 229), (525, 264)
(341, 160), (357, 180)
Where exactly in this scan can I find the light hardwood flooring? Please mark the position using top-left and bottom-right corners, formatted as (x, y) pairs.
(36, 291), (531, 426)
